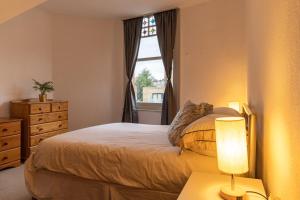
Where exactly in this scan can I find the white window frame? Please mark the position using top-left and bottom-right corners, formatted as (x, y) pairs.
(135, 15), (164, 111)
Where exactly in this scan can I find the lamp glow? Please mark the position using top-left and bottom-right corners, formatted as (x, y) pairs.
(228, 102), (241, 113)
(215, 117), (248, 200)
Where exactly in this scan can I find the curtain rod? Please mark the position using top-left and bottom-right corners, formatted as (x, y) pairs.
(123, 8), (178, 21)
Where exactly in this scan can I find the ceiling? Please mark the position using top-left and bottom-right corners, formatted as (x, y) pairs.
(40, 0), (208, 19)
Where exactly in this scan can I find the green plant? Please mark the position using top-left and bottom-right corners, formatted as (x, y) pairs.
(32, 79), (54, 95)
(135, 69), (154, 101)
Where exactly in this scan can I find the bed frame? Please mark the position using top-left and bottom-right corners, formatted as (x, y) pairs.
(242, 104), (256, 178)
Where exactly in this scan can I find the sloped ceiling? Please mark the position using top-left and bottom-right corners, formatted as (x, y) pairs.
(41, 0), (209, 19)
(0, 0), (47, 24)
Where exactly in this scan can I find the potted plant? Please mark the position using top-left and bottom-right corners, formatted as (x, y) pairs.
(32, 79), (54, 102)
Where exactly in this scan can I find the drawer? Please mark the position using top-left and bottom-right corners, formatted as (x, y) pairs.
(0, 148), (20, 165)
(29, 113), (48, 125)
(30, 103), (51, 114)
(0, 135), (20, 151)
(48, 111), (68, 123)
(29, 111), (68, 125)
(0, 122), (21, 137)
(30, 120), (68, 136)
(51, 102), (68, 112)
(30, 129), (67, 146)
(0, 160), (20, 170)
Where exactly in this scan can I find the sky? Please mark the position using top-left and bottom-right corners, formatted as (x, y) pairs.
(134, 36), (165, 80)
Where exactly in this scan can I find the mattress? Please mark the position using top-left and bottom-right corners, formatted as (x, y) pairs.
(25, 123), (219, 194)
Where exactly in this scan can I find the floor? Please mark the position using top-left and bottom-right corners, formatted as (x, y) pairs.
(0, 165), (31, 200)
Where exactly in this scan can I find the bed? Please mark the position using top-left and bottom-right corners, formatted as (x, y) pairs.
(25, 105), (256, 200)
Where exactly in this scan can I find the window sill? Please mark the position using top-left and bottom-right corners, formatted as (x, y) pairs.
(136, 103), (162, 112)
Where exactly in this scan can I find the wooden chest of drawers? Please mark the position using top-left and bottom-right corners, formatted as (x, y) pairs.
(0, 118), (21, 170)
(10, 99), (68, 161)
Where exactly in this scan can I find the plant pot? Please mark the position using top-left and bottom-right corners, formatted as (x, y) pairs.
(39, 94), (47, 102)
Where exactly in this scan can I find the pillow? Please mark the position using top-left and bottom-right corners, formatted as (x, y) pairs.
(213, 107), (241, 116)
(168, 101), (213, 146)
(180, 114), (233, 157)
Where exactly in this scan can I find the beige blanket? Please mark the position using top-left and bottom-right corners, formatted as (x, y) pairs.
(26, 123), (218, 193)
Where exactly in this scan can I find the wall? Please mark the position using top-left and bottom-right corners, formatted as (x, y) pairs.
(0, 7), (124, 130)
(138, 111), (161, 125)
(139, 0), (247, 124)
(180, 0), (247, 107)
(0, 8), (53, 117)
(0, 0), (47, 24)
(247, 0), (300, 199)
(52, 14), (124, 130)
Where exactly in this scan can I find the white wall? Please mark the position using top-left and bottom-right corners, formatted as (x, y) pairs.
(247, 0), (300, 199)
(0, 8), (124, 130)
(0, 9), (53, 117)
(180, 0), (247, 107)
(138, 111), (161, 125)
(140, 0), (247, 124)
(0, 0), (47, 24)
(52, 14), (124, 130)
(0, 0), (247, 127)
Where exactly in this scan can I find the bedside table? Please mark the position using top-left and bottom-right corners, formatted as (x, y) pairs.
(177, 172), (266, 200)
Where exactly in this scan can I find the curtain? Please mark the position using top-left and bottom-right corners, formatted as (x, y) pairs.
(155, 9), (177, 125)
(122, 17), (143, 123)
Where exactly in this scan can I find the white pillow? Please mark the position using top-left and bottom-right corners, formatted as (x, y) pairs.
(213, 107), (241, 116)
(180, 113), (240, 157)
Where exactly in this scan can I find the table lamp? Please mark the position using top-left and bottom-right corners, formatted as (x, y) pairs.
(215, 117), (248, 200)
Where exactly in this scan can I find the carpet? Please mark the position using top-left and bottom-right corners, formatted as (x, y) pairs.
(0, 165), (31, 200)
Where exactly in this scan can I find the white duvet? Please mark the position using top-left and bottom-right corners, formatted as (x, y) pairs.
(26, 123), (218, 193)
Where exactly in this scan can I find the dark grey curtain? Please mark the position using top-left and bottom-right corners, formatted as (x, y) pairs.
(122, 17), (143, 123)
(155, 9), (177, 125)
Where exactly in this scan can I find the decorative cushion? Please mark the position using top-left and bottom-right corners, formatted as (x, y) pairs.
(168, 101), (213, 146)
(180, 114), (232, 157)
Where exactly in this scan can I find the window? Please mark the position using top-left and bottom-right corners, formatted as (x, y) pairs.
(133, 16), (166, 110)
(151, 93), (164, 103)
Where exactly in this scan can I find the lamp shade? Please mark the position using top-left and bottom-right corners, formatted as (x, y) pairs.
(215, 117), (248, 174)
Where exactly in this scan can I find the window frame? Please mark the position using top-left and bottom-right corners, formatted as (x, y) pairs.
(135, 15), (164, 112)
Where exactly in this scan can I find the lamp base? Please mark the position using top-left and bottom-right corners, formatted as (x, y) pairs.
(220, 185), (246, 200)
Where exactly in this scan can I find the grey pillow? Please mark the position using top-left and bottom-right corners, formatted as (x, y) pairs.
(168, 101), (213, 146)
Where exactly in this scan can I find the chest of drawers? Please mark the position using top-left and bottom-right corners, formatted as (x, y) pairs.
(0, 118), (21, 170)
(10, 99), (68, 161)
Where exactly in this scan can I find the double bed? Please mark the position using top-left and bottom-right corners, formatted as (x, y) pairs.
(25, 105), (256, 200)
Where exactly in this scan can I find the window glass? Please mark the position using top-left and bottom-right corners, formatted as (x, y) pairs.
(138, 36), (161, 59)
(133, 60), (166, 103)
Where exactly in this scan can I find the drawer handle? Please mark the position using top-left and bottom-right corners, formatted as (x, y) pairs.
(58, 106), (61, 110)
(38, 128), (44, 132)
(58, 115), (62, 118)
(2, 156), (8, 161)
(38, 118), (43, 121)
(58, 124), (62, 128)
(39, 138), (44, 143)
(2, 142), (8, 147)
(39, 108), (42, 111)
(2, 128), (8, 132)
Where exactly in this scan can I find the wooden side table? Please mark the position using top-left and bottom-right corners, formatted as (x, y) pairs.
(178, 172), (266, 200)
